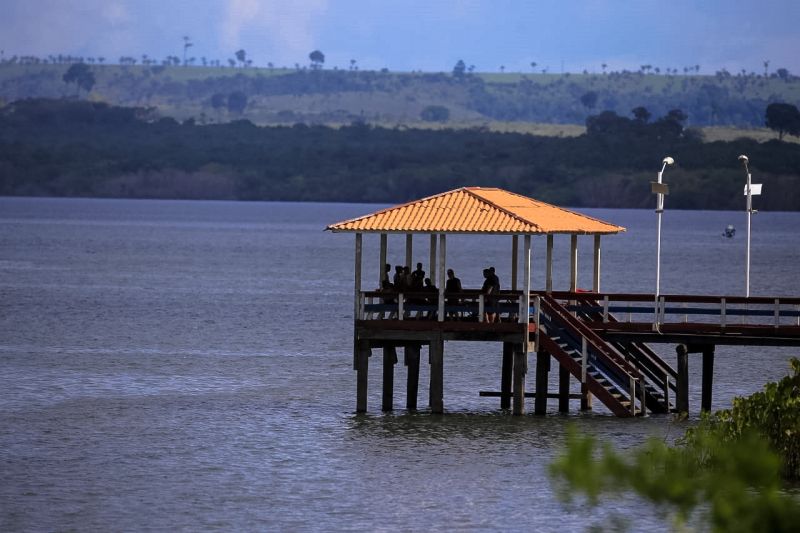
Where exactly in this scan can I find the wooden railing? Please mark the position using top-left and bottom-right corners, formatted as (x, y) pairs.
(546, 291), (800, 331)
(359, 289), (537, 326)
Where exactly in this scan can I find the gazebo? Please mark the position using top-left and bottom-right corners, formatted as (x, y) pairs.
(327, 187), (625, 414)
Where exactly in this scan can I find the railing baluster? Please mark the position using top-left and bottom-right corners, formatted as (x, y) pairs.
(581, 337), (588, 383)
(478, 294), (485, 323)
(720, 298), (726, 329)
(630, 375), (636, 416)
(602, 295), (609, 323)
(398, 293), (404, 321)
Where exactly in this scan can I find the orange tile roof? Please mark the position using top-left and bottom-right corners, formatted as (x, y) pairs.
(326, 187), (625, 235)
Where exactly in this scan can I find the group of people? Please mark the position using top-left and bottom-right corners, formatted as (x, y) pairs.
(377, 263), (502, 322)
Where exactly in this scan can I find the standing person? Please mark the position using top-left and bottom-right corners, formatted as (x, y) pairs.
(482, 268), (499, 323)
(422, 277), (438, 319)
(445, 268), (462, 318)
(383, 263), (392, 284)
(410, 262), (425, 289)
(393, 265), (405, 291)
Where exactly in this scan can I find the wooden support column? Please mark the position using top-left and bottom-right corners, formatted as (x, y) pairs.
(569, 234), (578, 291)
(593, 235), (601, 293)
(546, 234), (554, 293)
(501, 342), (513, 410)
(701, 345), (715, 412)
(534, 349), (550, 415)
(676, 344), (689, 414)
(379, 233), (387, 286)
(511, 235), (519, 290)
(580, 384), (593, 411)
(429, 336), (444, 413)
(354, 233), (362, 320)
(523, 235), (532, 350)
(356, 340), (370, 413)
(405, 234), (413, 268)
(437, 234), (446, 322)
(429, 234), (437, 286)
(382, 346), (397, 411)
(405, 345), (421, 410)
(559, 365), (570, 413)
(512, 343), (527, 415)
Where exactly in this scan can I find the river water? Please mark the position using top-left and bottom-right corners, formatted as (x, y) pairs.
(1, 197), (798, 531)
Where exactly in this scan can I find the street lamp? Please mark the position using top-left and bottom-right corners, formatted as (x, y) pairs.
(652, 156), (674, 297)
(738, 155), (762, 298)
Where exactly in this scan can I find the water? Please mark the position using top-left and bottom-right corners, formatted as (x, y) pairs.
(1, 197), (798, 531)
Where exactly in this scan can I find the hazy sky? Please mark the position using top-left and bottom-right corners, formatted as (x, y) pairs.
(4, 0), (800, 74)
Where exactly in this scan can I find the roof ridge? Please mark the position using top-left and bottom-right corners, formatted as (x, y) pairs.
(463, 188), (543, 232)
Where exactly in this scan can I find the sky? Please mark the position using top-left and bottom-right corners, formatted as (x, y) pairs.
(3, 0), (800, 75)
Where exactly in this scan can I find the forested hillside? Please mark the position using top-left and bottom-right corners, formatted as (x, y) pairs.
(2, 62), (800, 128)
(2, 99), (799, 210)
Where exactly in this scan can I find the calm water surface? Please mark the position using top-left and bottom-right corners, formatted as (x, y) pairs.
(1, 198), (799, 531)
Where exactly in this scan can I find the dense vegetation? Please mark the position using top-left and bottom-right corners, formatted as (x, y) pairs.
(2, 62), (799, 128)
(2, 98), (799, 209)
(549, 358), (800, 532)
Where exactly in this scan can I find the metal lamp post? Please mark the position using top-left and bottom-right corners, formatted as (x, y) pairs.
(652, 156), (674, 297)
(738, 155), (761, 298)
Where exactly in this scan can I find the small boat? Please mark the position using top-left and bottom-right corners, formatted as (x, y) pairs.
(722, 224), (736, 238)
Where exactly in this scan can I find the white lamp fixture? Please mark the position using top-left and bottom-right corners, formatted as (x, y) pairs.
(738, 155), (762, 298)
(652, 156), (674, 297)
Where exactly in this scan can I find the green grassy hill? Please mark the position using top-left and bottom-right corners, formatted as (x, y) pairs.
(2, 63), (800, 134)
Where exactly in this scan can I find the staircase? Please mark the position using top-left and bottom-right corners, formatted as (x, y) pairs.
(537, 294), (675, 417)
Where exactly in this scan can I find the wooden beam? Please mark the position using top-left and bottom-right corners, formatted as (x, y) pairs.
(354, 233), (362, 321)
(701, 345), (715, 412)
(676, 344), (689, 414)
(511, 235), (519, 291)
(356, 340), (370, 413)
(570, 234), (578, 292)
(405, 345), (421, 410)
(430, 234), (437, 286)
(405, 234), (413, 268)
(501, 342), (513, 409)
(593, 234), (601, 293)
(513, 343), (527, 415)
(382, 346), (396, 411)
(437, 234), (446, 322)
(429, 336), (444, 413)
(559, 365), (570, 413)
(546, 234), (554, 293)
(379, 233), (387, 288)
(534, 349), (549, 414)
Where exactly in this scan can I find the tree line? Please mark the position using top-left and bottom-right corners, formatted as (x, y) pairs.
(1, 98), (799, 210)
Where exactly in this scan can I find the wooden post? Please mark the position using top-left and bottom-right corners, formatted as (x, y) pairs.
(437, 234), (446, 321)
(534, 349), (549, 415)
(676, 344), (689, 414)
(429, 336), (444, 413)
(546, 235), (554, 293)
(559, 365), (570, 413)
(593, 235), (601, 293)
(569, 234), (578, 291)
(356, 340), (370, 413)
(523, 235), (532, 349)
(511, 235), (519, 290)
(429, 234), (437, 286)
(379, 233), (387, 287)
(405, 234), (413, 268)
(501, 342), (513, 409)
(701, 345), (715, 412)
(581, 384), (593, 411)
(382, 346), (397, 411)
(354, 233), (362, 321)
(405, 345), (421, 410)
(512, 343), (527, 415)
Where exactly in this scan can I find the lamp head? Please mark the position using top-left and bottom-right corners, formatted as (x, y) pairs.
(738, 154), (749, 163)
(662, 156), (674, 165)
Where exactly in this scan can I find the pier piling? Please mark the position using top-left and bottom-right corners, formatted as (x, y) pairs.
(405, 345), (421, 410)
(501, 342), (513, 409)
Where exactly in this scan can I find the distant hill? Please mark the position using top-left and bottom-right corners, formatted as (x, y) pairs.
(2, 63), (800, 130)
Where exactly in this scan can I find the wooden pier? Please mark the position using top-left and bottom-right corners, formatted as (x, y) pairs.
(329, 187), (800, 417)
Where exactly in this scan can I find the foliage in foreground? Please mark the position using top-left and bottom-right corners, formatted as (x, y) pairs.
(549, 358), (800, 532)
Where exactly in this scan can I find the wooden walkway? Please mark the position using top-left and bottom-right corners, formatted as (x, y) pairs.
(354, 290), (800, 416)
